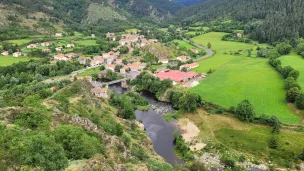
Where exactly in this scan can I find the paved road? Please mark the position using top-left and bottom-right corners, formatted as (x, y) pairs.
(183, 39), (214, 62)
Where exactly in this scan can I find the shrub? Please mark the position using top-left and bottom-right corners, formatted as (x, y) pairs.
(286, 87), (301, 103)
(235, 100), (255, 122)
(284, 77), (301, 90)
(268, 136), (278, 149)
(295, 93), (304, 109)
(276, 42), (292, 55)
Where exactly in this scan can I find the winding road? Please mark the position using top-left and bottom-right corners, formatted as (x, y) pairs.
(182, 39), (214, 62)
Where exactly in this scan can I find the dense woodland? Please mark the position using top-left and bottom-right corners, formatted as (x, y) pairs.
(176, 0), (304, 43)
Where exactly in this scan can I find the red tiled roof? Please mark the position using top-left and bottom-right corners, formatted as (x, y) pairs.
(156, 70), (198, 82)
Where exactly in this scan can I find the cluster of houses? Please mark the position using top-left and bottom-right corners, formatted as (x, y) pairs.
(1, 51), (22, 57)
(106, 32), (158, 54)
(54, 53), (77, 61)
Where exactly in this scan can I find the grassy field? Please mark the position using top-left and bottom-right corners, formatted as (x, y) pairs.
(280, 52), (304, 89)
(190, 32), (299, 124)
(74, 39), (98, 46)
(176, 40), (195, 49)
(0, 56), (34, 66)
(5, 38), (34, 46)
(185, 111), (304, 166)
(80, 67), (100, 76)
(126, 28), (138, 33)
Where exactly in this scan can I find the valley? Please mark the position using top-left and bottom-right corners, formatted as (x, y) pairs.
(1, 0), (304, 171)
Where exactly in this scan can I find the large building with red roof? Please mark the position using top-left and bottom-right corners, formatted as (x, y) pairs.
(155, 70), (198, 83)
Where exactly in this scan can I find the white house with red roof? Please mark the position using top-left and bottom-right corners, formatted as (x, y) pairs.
(41, 42), (51, 47)
(176, 55), (190, 62)
(90, 59), (104, 67)
(55, 47), (63, 51)
(155, 70), (198, 84)
(66, 43), (75, 48)
(180, 62), (199, 71)
(105, 64), (115, 72)
(91, 87), (108, 99)
(13, 52), (22, 58)
(27, 44), (38, 49)
(54, 54), (67, 61)
(79, 57), (92, 65)
(1, 51), (9, 56)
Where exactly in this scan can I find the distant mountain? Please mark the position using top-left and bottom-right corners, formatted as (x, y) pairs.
(173, 0), (206, 6)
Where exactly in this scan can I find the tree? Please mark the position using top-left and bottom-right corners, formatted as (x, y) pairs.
(288, 70), (300, 80)
(54, 125), (103, 160)
(122, 59), (128, 65)
(115, 65), (122, 72)
(284, 77), (301, 90)
(207, 42), (211, 49)
(15, 108), (51, 130)
(295, 93), (304, 109)
(181, 67), (188, 72)
(281, 66), (294, 79)
(276, 43), (292, 55)
(119, 46), (129, 54)
(12, 133), (68, 170)
(286, 87), (301, 102)
(22, 94), (43, 108)
(121, 102), (135, 120)
(268, 136), (278, 149)
(235, 100), (255, 122)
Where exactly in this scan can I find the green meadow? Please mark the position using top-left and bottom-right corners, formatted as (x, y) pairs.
(80, 67), (100, 76)
(190, 32), (299, 124)
(176, 40), (195, 49)
(280, 52), (304, 89)
(74, 39), (98, 46)
(0, 56), (34, 66)
(187, 113), (304, 166)
(5, 38), (34, 46)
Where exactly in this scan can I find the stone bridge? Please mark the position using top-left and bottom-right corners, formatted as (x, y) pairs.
(96, 77), (131, 88)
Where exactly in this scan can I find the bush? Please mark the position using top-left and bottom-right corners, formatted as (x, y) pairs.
(286, 87), (301, 103)
(295, 93), (304, 109)
(276, 42), (292, 55)
(235, 100), (255, 122)
(268, 136), (278, 149)
(54, 125), (105, 160)
(220, 155), (236, 168)
(284, 77), (301, 90)
(288, 70), (300, 80)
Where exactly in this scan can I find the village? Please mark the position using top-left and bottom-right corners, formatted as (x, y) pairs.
(1, 31), (206, 99)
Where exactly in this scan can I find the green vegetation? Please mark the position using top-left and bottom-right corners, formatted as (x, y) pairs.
(0, 56), (34, 66)
(176, 40), (195, 49)
(190, 32), (299, 124)
(280, 53), (304, 89)
(186, 112), (304, 169)
(79, 67), (100, 76)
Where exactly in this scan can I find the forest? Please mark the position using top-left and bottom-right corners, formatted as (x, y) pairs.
(176, 0), (304, 44)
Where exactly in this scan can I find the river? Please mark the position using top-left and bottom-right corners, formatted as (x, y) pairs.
(107, 83), (183, 165)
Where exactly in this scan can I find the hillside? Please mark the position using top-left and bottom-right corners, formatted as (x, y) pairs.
(176, 0), (304, 43)
(0, 80), (173, 170)
(173, 0), (206, 6)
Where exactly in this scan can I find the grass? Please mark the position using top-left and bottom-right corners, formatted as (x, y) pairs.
(176, 40), (195, 49)
(74, 40), (98, 46)
(190, 32), (299, 124)
(126, 28), (138, 33)
(80, 67), (100, 76)
(185, 111), (304, 167)
(280, 52), (304, 89)
(5, 38), (34, 46)
(0, 56), (35, 66)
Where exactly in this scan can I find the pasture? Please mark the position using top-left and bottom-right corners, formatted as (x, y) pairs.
(80, 67), (100, 76)
(190, 32), (299, 124)
(176, 40), (195, 49)
(185, 112), (304, 166)
(0, 56), (33, 66)
(74, 39), (98, 46)
(280, 52), (304, 89)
